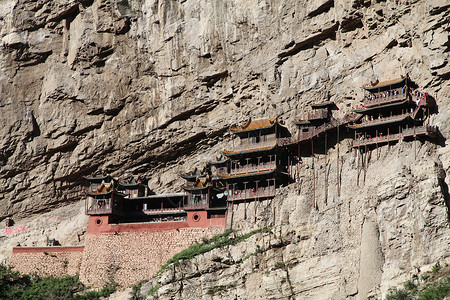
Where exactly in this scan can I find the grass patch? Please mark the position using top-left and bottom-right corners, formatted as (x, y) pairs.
(206, 284), (234, 295)
(148, 285), (159, 296)
(156, 227), (272, 276)
(386, 288), (412, 300)
(242, 245), (264, 261)
(431, 262), (442, 274)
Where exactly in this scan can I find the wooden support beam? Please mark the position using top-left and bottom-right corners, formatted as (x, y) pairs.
(337, 121), (340, 197)
(244, 182), (247, 219)
(324, 131), (328, 205)
(312, 140), (316, 210)
(414, 125), (417, 160)
(254, 181), (259, 223)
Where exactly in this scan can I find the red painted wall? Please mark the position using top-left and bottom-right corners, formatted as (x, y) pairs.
(12, 246), (85, 254)
(87, 211), (226, 234)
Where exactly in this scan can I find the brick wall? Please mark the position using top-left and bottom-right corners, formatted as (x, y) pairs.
(9, 247), (84, 277)
(79, 227), (223, 288)
(8, 224), (224, 288)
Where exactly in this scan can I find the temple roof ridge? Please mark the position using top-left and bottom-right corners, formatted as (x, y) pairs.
(229, 117), (279, 133)
(363, 75), (408, 91)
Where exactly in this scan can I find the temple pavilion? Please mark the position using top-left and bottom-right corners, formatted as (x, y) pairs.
(180, 167), (227, 217)
(85, 174), (187, 223)
(349, 75), (437, 149)
(84, 174), (125, 216)
(219, 118), (290, 202)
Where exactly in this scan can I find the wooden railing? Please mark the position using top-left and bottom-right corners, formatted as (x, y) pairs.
(307, 109), (328, 120)
(352, 125), (436, 147)
(183, 203), (209, 210)
(362, 88), (408, 107)
(351, 113), (410, 128)
(86, 199), (112, 215)
(143, 207), (184, 214)
(277, 123), (334, 146)
(228, 186), (275, 201)
(230, 161), (276, 175)
(230, 140), (276, 153)
(411, 95), (431, 107)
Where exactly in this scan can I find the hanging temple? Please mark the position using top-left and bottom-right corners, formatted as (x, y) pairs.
(84, 75), (439, 231)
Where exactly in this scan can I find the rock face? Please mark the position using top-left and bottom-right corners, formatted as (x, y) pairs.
(139, 143), (450, 299)
(0, 0), (449, 298)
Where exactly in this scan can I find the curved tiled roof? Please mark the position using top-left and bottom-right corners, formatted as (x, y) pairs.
(229, 118), (278, 133)
(182, 177), (212, 191)
(222, 144), (277, 157)
(217, 168), (276, 180)
(363, 76), (407, 90)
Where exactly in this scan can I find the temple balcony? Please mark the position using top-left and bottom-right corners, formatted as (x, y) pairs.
(183, 203), (210, 210)
(277, 123), (334, 146)
(225, 140), (277, 154)
(412, 94), (434, 108)
(228, 186), (275, 201)
(362, 88), (408, 108)
(230, 161), (276, 176)
(352, 125), (437, 148)
(307, 108), (328, 120)
(86, 199), (113, 215)
(349, 113), (410, 129)
(142, 207), (185, 215)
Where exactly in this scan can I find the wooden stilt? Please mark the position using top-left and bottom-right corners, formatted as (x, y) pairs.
(289, 151), (293, 180)
(312, 140), (316, 210)
(337, 121), (340, 197)
(230, 202), (234, 229)
(414, 125), (417, 159)
(254, 181), (259, 223)
(298, 144), (301, 192)
(363, 146), (368, 184)
(244, 182), (247, 219)
(376, 129), (379, 159)
(324, 132), (328, 205)
(357, 146), (360, 187)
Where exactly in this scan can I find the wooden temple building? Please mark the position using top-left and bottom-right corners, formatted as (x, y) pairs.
(84, 170), (227, 231)
(218, 118), (291, 202)
(180, 167), (227, 218)
(85, 175), (125, 216)
(350, 75), (437, 150)
(84, 75), (438, 228)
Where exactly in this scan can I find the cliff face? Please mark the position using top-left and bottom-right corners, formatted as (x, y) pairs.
(1, 0), (448, 219)
(139, 143), (450, 299)
(0, 0), (449, 298)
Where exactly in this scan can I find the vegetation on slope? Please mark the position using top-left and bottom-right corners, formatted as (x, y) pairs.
(0, 264), (116, 300)
(156, 227), (272, 276)
(386, 262), (450, 300)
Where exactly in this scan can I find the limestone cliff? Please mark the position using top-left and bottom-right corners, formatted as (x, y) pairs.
(0, 0), (449, 298)
(138, 143), (450, 299)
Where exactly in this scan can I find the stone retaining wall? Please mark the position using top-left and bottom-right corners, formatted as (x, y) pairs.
(79, 227), (223, 288)
(9, 246), (84, 277)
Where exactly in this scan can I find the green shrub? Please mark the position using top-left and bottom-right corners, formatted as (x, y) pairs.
(417, 277), (450, 300)
(206, 284), (232, 295)
(404, 279), (417, 292)
(385, 288), (412, 300)
(274, 262), (286, 270)
(156, 227), (272, 276)
(0, 264), (116, 300)
(148, 285), (159, 296)
(421, 274), (430, 282)
(431, 262), (441, 274)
